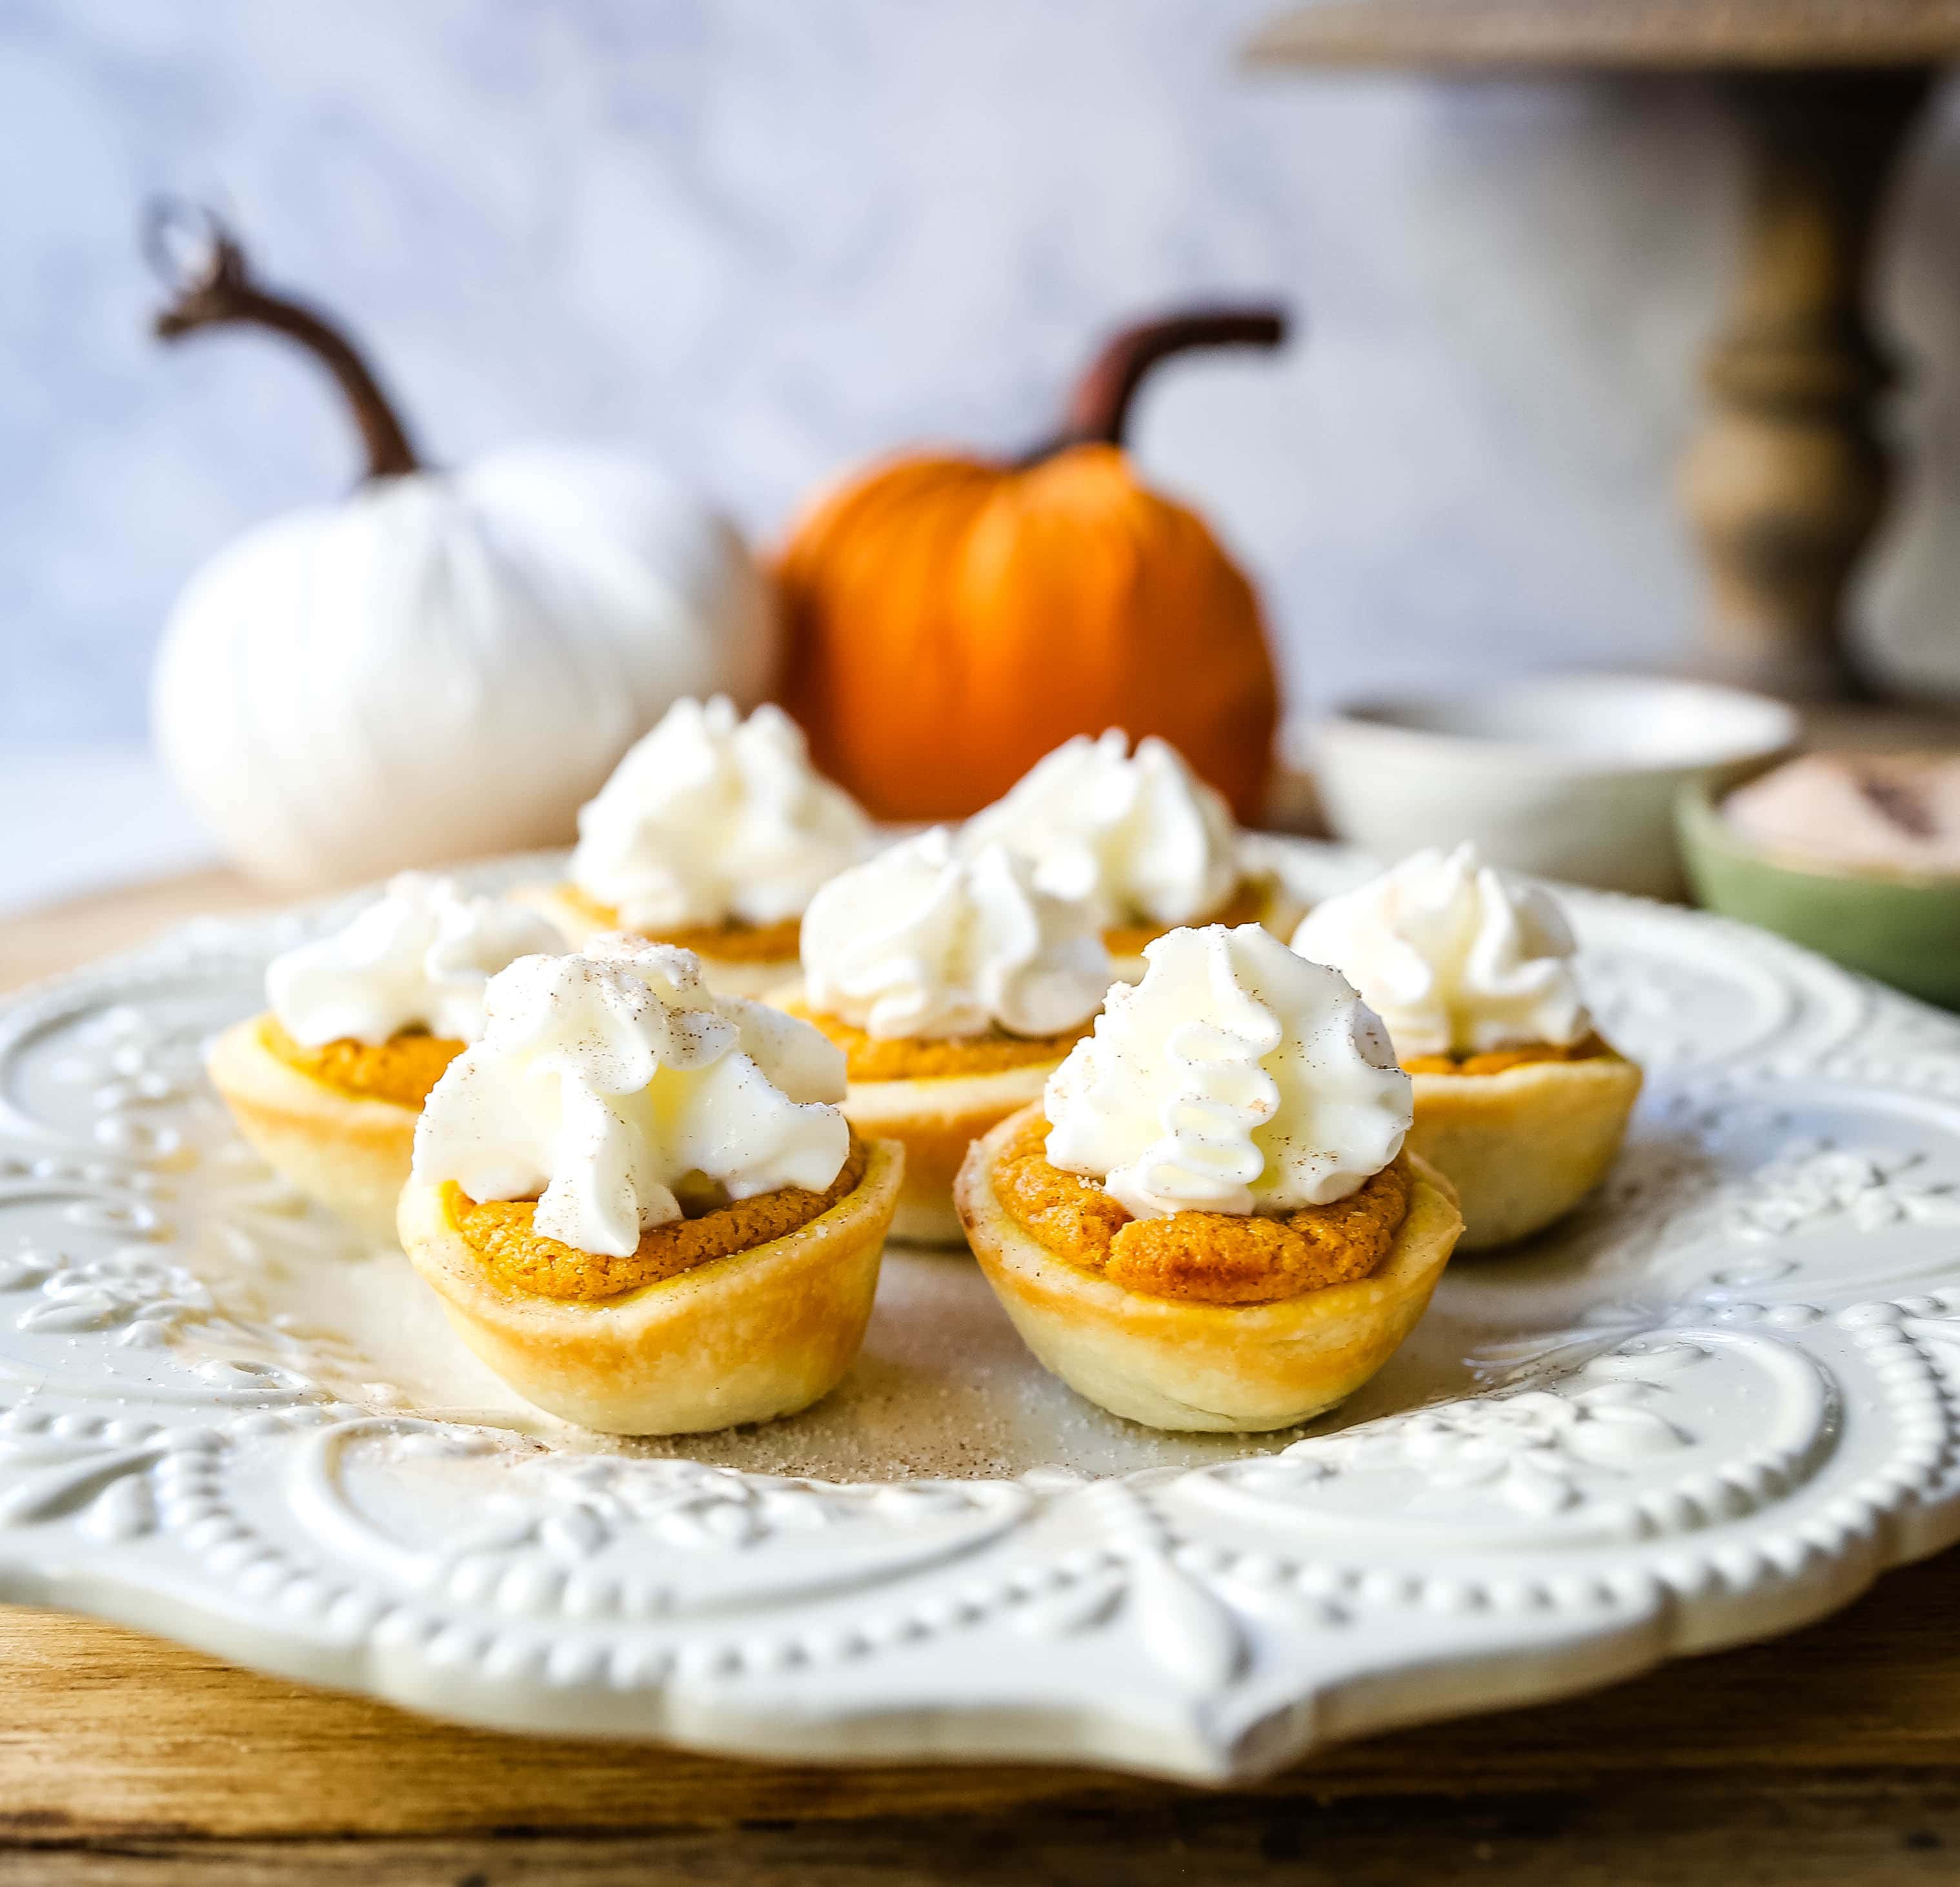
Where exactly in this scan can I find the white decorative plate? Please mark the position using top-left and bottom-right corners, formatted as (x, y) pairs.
(4, 842), (1960, 1783)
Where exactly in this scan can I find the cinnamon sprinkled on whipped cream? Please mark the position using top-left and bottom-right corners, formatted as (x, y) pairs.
(1042, 923), (1410, 1220)
(1723, 752), (1960, 878)
(413, 938), (848, 1258)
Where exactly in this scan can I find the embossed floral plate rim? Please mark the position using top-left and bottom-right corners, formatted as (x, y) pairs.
(1, 842), (1959, 1784)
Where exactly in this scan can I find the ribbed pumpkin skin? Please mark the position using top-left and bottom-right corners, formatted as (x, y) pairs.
(777, 442), (1279, 824)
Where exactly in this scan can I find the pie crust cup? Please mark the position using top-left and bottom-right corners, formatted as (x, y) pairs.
(842, 1062), (1062, 1246)
(516, 883), (796, 1000)
(1407, 1051), (1643, 1251)
(955, 1105), (1463, 1433)
(761, 981), (1072, 1247)
(206, 1015), (418, 1246)
(1105, 873), (1304, 984)
(395, 1137), (904, 1435)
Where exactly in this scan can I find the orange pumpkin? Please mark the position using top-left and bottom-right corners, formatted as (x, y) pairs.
(777, 308), (1287, 823)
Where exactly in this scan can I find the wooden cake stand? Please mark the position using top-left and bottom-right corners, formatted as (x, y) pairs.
(1249, 0), (1960, 701)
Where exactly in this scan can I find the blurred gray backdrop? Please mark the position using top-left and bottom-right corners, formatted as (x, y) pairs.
(9, 0), (1960, 751)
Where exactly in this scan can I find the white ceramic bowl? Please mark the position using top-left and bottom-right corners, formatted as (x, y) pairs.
(1306, 674), (1800, 898)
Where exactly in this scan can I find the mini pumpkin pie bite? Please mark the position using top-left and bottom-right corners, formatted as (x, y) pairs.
(519, 694), (873, 998)
(956, 923), (1462, 1432)
(205, 872), (562, 1244)
(771, 827), (1112, 1246)
(1292, 844), (1642, 1252)
(396, 937), (902, 1435)
(959, 729), (1299, 980)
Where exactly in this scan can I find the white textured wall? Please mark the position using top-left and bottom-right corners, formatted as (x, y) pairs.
(7, 0), (1960, 749)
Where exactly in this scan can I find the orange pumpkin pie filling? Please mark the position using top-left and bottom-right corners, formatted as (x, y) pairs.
(553, 885), (802, 964)
(991, 1114), (1409, 1306)
(446, 1133), (871, 1303)
(1102, 876), (1272, 959)
(781, 1000), (1093, 1082)
(261, 1016), (463, 1108)
(1400, 1033), (1612, 1078)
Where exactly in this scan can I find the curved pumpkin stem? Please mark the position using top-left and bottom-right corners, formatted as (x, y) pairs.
(1040, 306), (1289, 458)
(145, 198), (421, 480)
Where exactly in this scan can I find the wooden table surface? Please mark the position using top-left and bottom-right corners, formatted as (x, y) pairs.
(5, 871), (1960, 1884)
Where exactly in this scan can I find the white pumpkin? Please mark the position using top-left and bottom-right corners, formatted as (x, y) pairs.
(147, 208), (776, 893)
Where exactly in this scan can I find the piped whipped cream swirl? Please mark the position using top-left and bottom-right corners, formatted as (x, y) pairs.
(267, 872), (563, 1049)
(569, 697), (873, 932)
(413, 938), (849, 1258)
(800, 829), (1111, 1042)
(1043, 923), (1410, 1220)
(960, 731), (1242, 929)
(1290, 843), (1591, 1060)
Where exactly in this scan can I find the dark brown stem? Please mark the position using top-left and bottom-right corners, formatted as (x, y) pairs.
(1027, 305), (1289, 461)
(144, 199), (421, 479)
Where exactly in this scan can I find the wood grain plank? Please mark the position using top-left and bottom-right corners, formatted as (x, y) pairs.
(0, 867), (269, 996)
(0, 1779), (1956, 1884)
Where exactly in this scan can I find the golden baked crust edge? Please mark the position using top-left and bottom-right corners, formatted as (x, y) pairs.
(396, 1136), (904, 1435)
(760, 979), (1069, 1249)
(845, 1062), (1059, 1247)
(955, 1104), (1462, 1433)
(514, 883), (798, 1000)
(1408, 1050), (1642, 1251)
(205, 1014), (419, 1247)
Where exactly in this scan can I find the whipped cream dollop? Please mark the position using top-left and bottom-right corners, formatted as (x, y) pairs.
(266, 872), (563, 1049)
(960, 731), (1242, 929)
(414, 938), (850, 1258)
(569, 696), (873, 932)
(1291, 844), (1591, 1060)
(1043, 923), (1410, 1220)
(800, 829), (1111, 1042)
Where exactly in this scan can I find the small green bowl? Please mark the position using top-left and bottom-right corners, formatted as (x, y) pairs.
(1676, 776), (1960, 1010)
